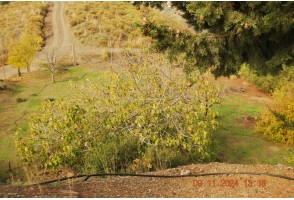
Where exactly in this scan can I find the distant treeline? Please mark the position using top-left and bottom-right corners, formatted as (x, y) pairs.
(0, 2), (10, 5)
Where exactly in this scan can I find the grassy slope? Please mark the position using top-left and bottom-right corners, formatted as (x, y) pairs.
(213, 94), (293, 165)
(65, 2), (191, 48)
(0, 66), (109, 182)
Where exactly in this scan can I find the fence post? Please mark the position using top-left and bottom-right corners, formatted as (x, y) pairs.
(110, 40), (113, 65)
(72, 44), (76, 66)
(8, 161), (14, 183)
(1, 36), (6, 81)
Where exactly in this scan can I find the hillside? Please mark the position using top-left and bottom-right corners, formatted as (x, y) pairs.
(0, 2), (49, 67)
(65, 2), (193, 48)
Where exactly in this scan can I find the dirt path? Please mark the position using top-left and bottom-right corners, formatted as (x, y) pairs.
(40, 2), (77, 57)
(218, 76), (272, 105)
(51, 2), (74, 48)
(0, 163), (292, 197)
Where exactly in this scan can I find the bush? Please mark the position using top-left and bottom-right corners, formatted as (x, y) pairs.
(0, 82), (6, 90)
(44, 98), (55, 102)
(238, 64), (275, 92)
(99, 50), (110, 61)
(16, 97), (27, 103)
(83, 134), (142, 173)
(238, 64), (294, 93)
(16, 54), (221, 172)
(241, 64), (294, 145)
(255, 82), (294, 145)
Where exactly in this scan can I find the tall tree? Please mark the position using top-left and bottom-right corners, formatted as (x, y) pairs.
(7, 33), (42, 76)
(139, 2), (294, 77)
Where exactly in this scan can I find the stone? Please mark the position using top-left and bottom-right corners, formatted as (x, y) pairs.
(180, 170), (191, 176)
(0, 82), (6, 90)
(60, 190), (79, 195)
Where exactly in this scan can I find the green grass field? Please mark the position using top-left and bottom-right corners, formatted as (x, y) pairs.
(0, 65), (109, 182)
(213, 95), (293, 165)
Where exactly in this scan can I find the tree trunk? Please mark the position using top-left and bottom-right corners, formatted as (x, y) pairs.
(1, 36), (6, 81)
(51, 72), (55, 83)
(27, 65), (30, 73)
(2, 65), (6, 82)
(18, 68), (21, 76)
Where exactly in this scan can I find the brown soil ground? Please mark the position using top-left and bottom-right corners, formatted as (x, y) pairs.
(0, 163), (293, 198)
(218, 76), (272, 105)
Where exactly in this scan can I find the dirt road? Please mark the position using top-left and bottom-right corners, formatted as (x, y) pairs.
(40, 2), (77, 57)
(0, 2), (75, 80)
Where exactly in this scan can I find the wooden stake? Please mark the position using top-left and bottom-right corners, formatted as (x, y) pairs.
(9, 161), (14, 184)
(3, 65), (6, 82)
(8, 161), (11, 173)
(110, 40), (113, 65)
(72, 44), (76, 65)
(1, 36), (6, 81)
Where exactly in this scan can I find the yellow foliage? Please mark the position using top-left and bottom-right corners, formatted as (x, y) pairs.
(0, 2), (49, 66)
(16, 54), (221, 170)
(131, 157), (153, 173)
(7, 33), (43, 69)
(256, 82), (294, 146)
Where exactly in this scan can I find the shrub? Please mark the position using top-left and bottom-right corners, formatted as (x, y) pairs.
(238, 64), (294, 93)
(16, 97), (27, 103)
(255, 82), (294, 145)
(139, 145), (190, 172)
(0, 82), (7, 90)
(83, 134), (142, 173)
(99, 50), (110, 61)
(16, 54), (221, 172)
(242, 64), (294, 145)
(44, 98), (55, 102)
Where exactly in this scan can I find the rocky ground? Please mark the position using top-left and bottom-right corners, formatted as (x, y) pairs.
(0, 163), (293, 198)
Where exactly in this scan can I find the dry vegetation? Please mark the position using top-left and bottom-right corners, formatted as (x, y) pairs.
(0, 2), (49, 67)
(65, 2), (191, 48)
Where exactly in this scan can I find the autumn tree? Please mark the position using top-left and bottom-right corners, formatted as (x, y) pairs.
(138, 2), (294, 77)
(16, 53), (221, 171)
(256, 82), (294, 146)
(7, 33), (42, 76)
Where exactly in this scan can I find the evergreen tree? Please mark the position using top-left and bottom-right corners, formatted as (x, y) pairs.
(139, 2), (294, 77)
